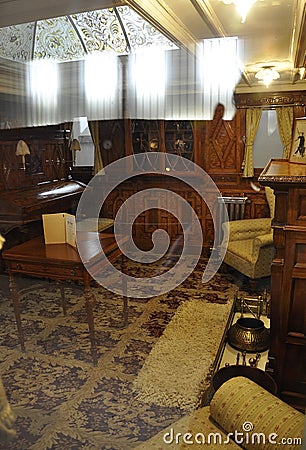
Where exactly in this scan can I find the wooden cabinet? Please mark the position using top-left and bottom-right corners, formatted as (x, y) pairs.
(259, 159), (306, 411)
(0, 126), (85, 270)
(128, 119), (196, 172)
(164, 120), (194, 160)
(131, 120), (161, 154)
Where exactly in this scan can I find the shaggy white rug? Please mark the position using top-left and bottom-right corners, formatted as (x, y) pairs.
(133, 298), (234, 412)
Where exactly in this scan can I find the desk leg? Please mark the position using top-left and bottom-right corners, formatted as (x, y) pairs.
(121, 254), (128, 327)
(84, 283), (98, 366)
(9, 273), (25, 352)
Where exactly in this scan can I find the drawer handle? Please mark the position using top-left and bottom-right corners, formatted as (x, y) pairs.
(70, 269), (76, 276)
(16, 263), (22, 270)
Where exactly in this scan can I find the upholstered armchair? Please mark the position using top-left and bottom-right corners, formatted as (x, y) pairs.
(221, 187), (275, 284)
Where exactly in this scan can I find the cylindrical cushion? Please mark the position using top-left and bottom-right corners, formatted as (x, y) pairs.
(210, 376), (304, 450)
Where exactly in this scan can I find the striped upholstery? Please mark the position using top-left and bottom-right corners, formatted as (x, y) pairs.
(223, 219), (275, 279)
(210, 376), (304, 450)
(135, 376), (304, 450)
(221, 188), (275, 280)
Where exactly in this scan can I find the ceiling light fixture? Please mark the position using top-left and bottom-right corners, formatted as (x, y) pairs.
(255, 66), (280, 87)
(219, 0), (257, 23)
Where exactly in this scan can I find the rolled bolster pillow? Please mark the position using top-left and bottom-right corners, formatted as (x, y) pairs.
(210, 376), (304, 450)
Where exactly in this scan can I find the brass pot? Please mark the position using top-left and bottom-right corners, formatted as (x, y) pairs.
(227, 317), (270, 353)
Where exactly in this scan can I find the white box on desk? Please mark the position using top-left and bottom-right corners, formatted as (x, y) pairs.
(42, 213), (76, 248)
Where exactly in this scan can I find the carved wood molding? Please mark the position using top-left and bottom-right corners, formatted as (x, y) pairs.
(234, 91), (306, 108)
(259, 174), (306, 184)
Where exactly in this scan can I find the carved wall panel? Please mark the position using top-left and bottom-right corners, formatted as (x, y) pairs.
(203, 103), (245, 176)
(101, 176), (214, 253)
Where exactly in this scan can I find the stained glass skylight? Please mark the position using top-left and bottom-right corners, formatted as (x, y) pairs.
(0, 6), (176, 62)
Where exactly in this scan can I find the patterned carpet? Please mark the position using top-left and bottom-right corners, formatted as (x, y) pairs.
(0, 257), (268, 450)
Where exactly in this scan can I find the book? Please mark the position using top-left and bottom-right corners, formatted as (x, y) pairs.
(42, 213), (76, 247)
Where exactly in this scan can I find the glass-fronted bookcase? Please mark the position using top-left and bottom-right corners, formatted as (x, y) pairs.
(128, 119), (195, 172)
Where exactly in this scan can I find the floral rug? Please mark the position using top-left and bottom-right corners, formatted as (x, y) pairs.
(0, 258), (260, 450)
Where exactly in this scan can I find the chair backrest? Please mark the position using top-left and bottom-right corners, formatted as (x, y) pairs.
(264, 186), (275, 218)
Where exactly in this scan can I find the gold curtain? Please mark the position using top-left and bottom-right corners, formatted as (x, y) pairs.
(242, 108), (262, 178)
(276, 106), (294, 159)
(88, 121), (104, 175)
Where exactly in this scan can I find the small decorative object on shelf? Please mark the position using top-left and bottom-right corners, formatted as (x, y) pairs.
(241, 350), (247, 365)
(249, 353), (261, 367)
(236, 352), (240, 365)
(227, 317), (270, 353)
(234, 290), (269, 318)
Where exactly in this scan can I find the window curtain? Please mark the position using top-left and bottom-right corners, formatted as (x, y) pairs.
(27, 59), (60, 127)
(2, 38), (240, 127)
(242, 108), (262, 177)
(84, 52), (122, 121)
(126, 38), (240, 121)
(198, 37), (240, 121)
(88, 121), (104, 175)
(276, 106), (294, 159)
(127, 47), (166, 119)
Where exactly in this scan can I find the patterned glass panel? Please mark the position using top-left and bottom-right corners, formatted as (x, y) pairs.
(0, 6), (175, 62)
(34, 17), (85, 61)
(71, 8), (128, 54)
(0, 22), (34, 61)
(116, 6), (176, 51)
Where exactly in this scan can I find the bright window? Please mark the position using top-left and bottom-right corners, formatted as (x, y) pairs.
(71, 117), (94, 166)
(253, 110), (283, 168)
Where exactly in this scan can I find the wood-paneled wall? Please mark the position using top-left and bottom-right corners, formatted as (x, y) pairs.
(93, 91), (306, 253)
(1, 91), (304, 254)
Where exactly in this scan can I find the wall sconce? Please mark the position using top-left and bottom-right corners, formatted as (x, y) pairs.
(70, 138), (81, 164)
(255, 66), (280, 88)
(16, 140), (30, 170)
(219, 0), (257, 23)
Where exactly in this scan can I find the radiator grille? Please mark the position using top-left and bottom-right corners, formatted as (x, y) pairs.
(215, 195), (248, 250)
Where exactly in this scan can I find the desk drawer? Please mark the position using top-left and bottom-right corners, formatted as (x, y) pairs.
(9, 261), (84, 280)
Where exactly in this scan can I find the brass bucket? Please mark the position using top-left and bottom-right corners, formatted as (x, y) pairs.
(227, 317), (270, 353)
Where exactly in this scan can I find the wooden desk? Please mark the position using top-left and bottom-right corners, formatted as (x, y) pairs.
(2, 233), (128, 366)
